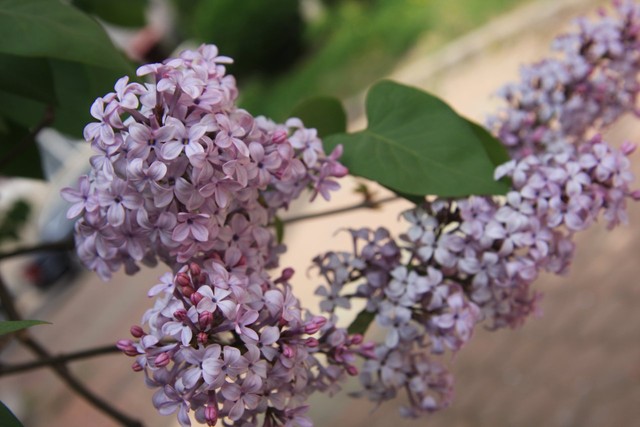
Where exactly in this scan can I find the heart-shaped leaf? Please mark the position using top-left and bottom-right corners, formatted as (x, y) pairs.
(324, 80), (509, 197)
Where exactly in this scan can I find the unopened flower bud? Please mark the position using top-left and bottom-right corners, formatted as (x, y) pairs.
(199, 311), (213, 329)
(282, 344), (295, 358)
(191, 292), (204, 305)
(155, 352), (171, 367)
(182, 285), (195, 298)
(330, 162), (349, 178)
(305, 337), (319, 348)
(174, 309), (188, 322)
(304, 323), (321, 335)
(346, 364), (359, 376)
(349, 334), (364, 345)
(205, 405), (218, 426)
(359, 341), (377, 359)
(131, 361), (143, 372)
(198, 332), (209, 345)
(272, 129), (287, 144)
(189, 262), (201, 277)
(130, 325), (145, 338)
(176, 272), (191, 287)
(116, 339), (138, 357)
(621, 141), (637, 155)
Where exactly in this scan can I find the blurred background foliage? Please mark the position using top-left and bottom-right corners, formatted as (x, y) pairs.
(0, 0), (529, 181)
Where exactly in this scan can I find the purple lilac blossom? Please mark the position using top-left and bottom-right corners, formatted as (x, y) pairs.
(64, 44), (359, 426)
(310, 0), (640, 419)
(63, 1), (640, 424)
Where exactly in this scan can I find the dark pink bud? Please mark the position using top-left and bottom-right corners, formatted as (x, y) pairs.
(189, 262), (201, 277)
(131, 362), (143, 372)
(155, 352), (171, 367)
(330, 162), (349, 178)
(621, 141), (637, 155)
(282, 344), (295, 358)
(360, 341), (377, 359)
(272, 129), (287, 144)
(275, 268), (294, 284)
(630, 190), (640, 200)
(205, 405), (218, 426)
(191, 292), (204, 305)
(281, 267), (294, 280)
(116, 339), (138, 357)
(174, 309), (188, 322)
(305, 337), (319, 348)
(176, 272), (191, 287)
(349, 334), (364, 345)
(198, 332), (209, 345)
(312, 316), (327, 328)
(199, 311), (213, 329)
(346, 364), (359, 376)
(304, 323), (321, 335)
(130, 325), (145, 338)
(182, 286), (195, 298)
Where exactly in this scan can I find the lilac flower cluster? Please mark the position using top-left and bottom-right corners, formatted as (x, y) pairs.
(61, 45), (364, 426)
(62, 1), (640, 424)
(311, 0), (640, 418)
(61, 44), (346, 281)
(116, 263), (367, 426)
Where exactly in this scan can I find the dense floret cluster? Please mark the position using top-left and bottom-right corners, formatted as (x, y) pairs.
(63, 45), (358, 426)
(311, 0), (640, 417)
(63, 1), (640, 426)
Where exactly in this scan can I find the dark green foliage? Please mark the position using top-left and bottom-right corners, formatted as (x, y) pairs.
(324, 81), (510, 198)
(173, 0), (305, 79)
(0, 401), (24, 427)
(0, 199), (32, 243)
(0, 319), (49, 337)
(71, 0), (148, 28)
(290, 97), (347, 138)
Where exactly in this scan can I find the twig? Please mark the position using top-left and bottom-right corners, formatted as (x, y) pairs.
(281, 195), (401, 225)
(0, 344), (120, 376)
(0, 273), (144, 427)
(0, 239), (75, 261)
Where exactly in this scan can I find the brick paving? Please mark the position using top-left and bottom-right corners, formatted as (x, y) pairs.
(3, 0), (640, 426)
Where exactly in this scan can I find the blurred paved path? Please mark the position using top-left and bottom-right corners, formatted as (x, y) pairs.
(3, 0), (640, 426)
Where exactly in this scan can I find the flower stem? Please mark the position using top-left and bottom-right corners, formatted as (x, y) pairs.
(0, 239), (75, 261)
(281, 195), (400, 225)
(0, 344), (120, 376)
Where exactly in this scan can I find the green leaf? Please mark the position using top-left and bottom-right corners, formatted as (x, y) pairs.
(0, 54), (56, 104)
(0, 0), (132, 72)
(0, 401), (24, 427)
(0, 319), (49, 337)
(347, 309), (375, 335)
(465, 119), (510, 167)
(290, 96), (347, 138)
(49, 60), (122, 137)
(324, 80), (509, 197)
(72, 0), (148, 28)
(0, 119), (45, 179)
(0, 199), (31, 244)
(0, 91), (47, 129)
